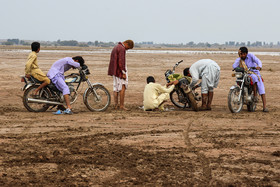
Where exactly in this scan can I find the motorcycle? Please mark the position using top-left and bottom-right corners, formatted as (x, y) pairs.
(21, 65), (111, 112)
(165, 60), (200, 111)
(228, 67), (257, 113)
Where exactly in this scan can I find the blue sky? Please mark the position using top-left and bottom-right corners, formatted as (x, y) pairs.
(1, 0), (279, 44)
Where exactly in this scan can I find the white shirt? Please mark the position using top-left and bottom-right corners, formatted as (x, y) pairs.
(189, 59), (219, 88)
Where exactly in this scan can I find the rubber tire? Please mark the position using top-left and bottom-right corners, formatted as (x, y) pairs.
(247, 95), (257, 112)
(23, 85), (49, 112)
(187, 92), (198, 112)
(170, 89), (187, 108)
(84, 85), (111, 112)
(228, 87), (244, 113)
(247, 92), (257, 112)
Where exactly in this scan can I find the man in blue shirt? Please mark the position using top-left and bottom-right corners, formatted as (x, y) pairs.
(232, 47), (268, 112)
(47, 56), (84, 114)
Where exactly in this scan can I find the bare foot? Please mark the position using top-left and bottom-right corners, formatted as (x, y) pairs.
(119, 106), (129, 111)
(199, 105), (207, 111)
(114, 105), (119, 110)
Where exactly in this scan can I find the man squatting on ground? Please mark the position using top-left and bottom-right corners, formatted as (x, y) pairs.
(108, 40), (134, 110)
(25, 42), (50, 96)
(233, 47), (268, 112)
(47, 56), (85, 115)
(185, 59), (220, 111)
(143, 76), (175, 111)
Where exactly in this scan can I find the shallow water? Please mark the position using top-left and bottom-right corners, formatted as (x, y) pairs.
(3, 49), (280, 56)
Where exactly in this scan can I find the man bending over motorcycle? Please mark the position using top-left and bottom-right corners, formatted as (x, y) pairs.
(184, 59), (220, 111)
(233, 47), (268, 112)
(143, 76), (176, 111)
(47, 56), (84, 114)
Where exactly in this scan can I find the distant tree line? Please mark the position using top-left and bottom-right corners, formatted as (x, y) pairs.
(0, 39), (117, 47)
(1, 38), (280, 48)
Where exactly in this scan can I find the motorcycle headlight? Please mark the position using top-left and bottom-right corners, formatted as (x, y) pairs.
(165, 69), (172, 78)
(235, 72), (243, 78)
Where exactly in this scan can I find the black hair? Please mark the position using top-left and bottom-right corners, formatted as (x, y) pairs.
(31, 42), (40, 52)
(147, 76), (155, 84)
(239, 46), (248, 53)
(183, 68), (190, 76)
(72, 56), (85, 66)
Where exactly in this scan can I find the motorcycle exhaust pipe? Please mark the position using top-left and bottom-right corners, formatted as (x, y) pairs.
(27, 98), (63, 105)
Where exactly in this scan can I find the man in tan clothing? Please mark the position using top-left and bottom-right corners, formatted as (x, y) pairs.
(143, 76), (175, 111)
(25, 42), (50, 96)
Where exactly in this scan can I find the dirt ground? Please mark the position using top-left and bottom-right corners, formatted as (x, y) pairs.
(0, 46), (279, 186)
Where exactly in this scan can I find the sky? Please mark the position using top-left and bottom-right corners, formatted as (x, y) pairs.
(0, 0), (279, 44)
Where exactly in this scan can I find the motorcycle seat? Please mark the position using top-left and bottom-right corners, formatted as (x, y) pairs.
(29, 76), (43, 84)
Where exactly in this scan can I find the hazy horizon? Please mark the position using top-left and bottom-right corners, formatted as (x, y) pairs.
(1, 0), (279, 44)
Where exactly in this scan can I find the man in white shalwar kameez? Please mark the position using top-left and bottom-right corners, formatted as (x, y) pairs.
(143, 76), (175, 111)
(185, 59), (220, 110)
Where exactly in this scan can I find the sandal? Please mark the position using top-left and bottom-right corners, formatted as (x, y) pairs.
(53, 110), (64, 115)
(263, 108), (269, 113)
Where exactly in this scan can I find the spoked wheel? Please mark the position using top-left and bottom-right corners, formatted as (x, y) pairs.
(228, 87), (243, 113)
(23, 85), (50, 112)
(84, 85), (111, 112)
(170, 89), (187, 108)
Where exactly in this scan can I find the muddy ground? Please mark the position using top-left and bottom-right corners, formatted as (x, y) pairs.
(0, 46), (279, 186)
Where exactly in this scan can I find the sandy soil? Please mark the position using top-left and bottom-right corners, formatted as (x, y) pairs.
(0, 46), (279, 186)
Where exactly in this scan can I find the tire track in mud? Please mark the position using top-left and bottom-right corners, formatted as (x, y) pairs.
(182, 119), (280, 186)
(1, 129), (196, 186)
(182, 120), (213, 184)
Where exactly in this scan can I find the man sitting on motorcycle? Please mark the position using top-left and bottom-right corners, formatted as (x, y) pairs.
(25, 42), (50, 97)
(184, 59), (220, 111)
(143, 76), (176, 111)
(47, 56), (84, 115)
(232, 47), (268, 112)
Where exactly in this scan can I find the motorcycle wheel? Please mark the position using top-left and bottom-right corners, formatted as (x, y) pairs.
(23, 85), (50, 112)
(187, 91), (198, 111)
(170, 90), (187, 108)
(84, 85), (111, 112)
(247, 103), (256, 112)
(228, 87), (244, 113)
(247, 95), (257, 112)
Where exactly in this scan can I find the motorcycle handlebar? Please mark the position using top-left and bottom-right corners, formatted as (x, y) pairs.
(175, 60), (183, 66)
(232, 67), (257, 71)
(173, 60), (183, 71)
